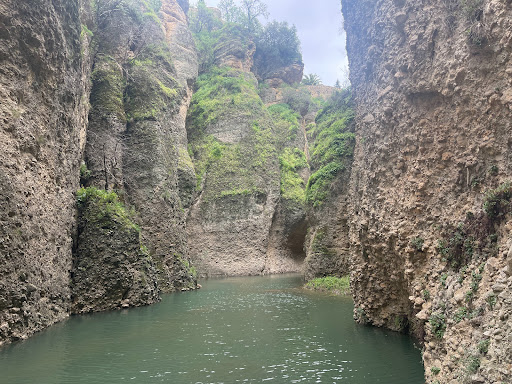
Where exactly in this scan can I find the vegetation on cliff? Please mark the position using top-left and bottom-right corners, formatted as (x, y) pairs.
(74, 187), (159, 313)
(306, 88), (355, 207)
(278, 148), (308, 205)
(187, 66), (277, 203)
(76, 187), (140, 232)
(188, 66), (262, 128)
(304, 276), (350, 295)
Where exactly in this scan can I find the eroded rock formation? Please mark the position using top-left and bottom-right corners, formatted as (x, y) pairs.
(186, 26), (311, 276)
(0, 0), (92, 344)
(343, 0), (512, 381)
(0, 0), (198, 346)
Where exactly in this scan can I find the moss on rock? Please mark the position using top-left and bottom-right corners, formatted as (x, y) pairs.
(306, 89), (355, 207)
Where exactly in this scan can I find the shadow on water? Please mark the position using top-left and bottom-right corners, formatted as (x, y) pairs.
(0, 274), (424, 384)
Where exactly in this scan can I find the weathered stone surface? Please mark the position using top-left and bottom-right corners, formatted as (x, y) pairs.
(0, 0), (199, 346)
(264, 63), (304, 86)
(343, 0), (512, 381)
(303, 182), (352, 281)
(83, 0), (198, 293)
(72, 192), (159, 314)
(186, 30), (307, 276)
(0, 0), (92, 345)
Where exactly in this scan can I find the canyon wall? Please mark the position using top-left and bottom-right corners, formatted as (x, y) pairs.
(0, 0), (199, 346)
(81, 0), (198, 295)
(0, 0), (92, 344)
(186, 33), (299, 275)
(343, 0), (512, 382)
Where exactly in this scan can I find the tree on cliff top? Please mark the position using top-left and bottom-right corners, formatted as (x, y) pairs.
(240, 0), (269, 32)
(218, 0), (268, 32)
(302, 73), (322, 86)
(253, 21), (302, 80)
(218, 0), (241, 23)
(190, 0), (302, 80)
(190, 0), (221, 33)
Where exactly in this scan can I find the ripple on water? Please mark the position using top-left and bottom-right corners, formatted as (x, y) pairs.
(0, 275), (424, 384)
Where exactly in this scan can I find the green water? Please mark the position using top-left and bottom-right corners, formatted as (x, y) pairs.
(0, 275), (424, 383)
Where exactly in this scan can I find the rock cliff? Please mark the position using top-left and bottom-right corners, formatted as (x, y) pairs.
(82, 0), (198, 296)
(343, 0), (512, 382)
(0, 0), (199, 346)
(0, 0), (92, 344)
(186, 22), (313, 276)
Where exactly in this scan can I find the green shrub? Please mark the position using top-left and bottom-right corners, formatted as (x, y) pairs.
(430, 367), (441, 376)
(306, 89), (354, 207)
(79, 163), (92, 186)
(253, 21), (303, 81)
(470, 271), (482, 293)
(486, 293), (497, 309)
(304, 276), (350, 295)
(477, 339), (490, 354)
(279, 148), (308, 205)
(268, 103), (300, 141)
(465, 354), (480, 374)
(429, 312), (447, 339)
(440, 273), (448, 287)
(76, 187), (140, 231)
(454, 307), (468, 323)
(483, 182), (512, 220)
(282, 87), (314, 116)
(411, 237), (425, 251)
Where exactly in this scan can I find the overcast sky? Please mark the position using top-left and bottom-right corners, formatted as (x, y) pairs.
(190, 0), (349, 86)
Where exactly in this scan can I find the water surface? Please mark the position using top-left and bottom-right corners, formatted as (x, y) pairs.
(0, 274), (424, 383)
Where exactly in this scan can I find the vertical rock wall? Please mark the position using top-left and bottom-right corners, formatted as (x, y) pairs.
(186, 27), (310, 276)
(0, 0), (92, 344)
(343, 0), (512, 381)
(0, 0), (199, 345)
(186, 65), (282, 276)
(81, 0), (198, 296)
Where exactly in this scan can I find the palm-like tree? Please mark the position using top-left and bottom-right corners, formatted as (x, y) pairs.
(301, 73), (322, 85)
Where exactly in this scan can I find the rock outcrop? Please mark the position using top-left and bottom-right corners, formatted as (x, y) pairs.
(300, 89), (355, 281)
(72, 189), (159, 313)
(186, 65), (282, 276)
(0, 0), (92, 345)
(343, 0), (512, 381)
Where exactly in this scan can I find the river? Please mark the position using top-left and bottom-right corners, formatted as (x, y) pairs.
(0, 274), (424, 383)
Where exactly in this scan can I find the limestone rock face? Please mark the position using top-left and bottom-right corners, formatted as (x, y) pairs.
(82, 0), (198, 294)
(72, 191), (159, 314)
(215, 33), (256, 72)
(343, 0), (512, 381)
(0, 0), (199, 346)
(0, 0), (92, 345)
(186, 28), (307, 276)
(303, 177), (352, 281)
(264, 63), (304, 87)
(186, 68), (282, 276)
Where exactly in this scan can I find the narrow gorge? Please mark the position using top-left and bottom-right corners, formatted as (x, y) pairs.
(0, 0), (511, 383)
